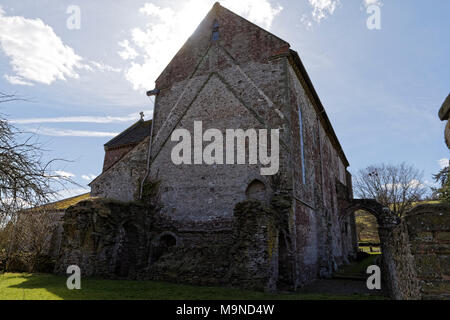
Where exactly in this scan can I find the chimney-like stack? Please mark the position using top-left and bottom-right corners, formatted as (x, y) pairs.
(439, 94), (450, 149)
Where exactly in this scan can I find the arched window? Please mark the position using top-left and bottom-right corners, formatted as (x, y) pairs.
(245, 179), (266, 201)
(151, 233), (178, 262)
(160, 234), (177, 248)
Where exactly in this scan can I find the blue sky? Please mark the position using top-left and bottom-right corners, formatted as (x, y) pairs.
(0, 0), (448, 199)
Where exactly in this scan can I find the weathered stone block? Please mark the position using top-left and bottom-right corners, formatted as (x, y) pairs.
(438, 255), (450, 276)
(414, 254), (442, 279)
(415, 232), (434, 242)
(421, 281), (450, 295)
(437, 232), (450, 242)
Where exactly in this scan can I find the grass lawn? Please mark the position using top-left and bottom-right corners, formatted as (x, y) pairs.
(0, 272), (385, 300)
(337, 254), (381, 276)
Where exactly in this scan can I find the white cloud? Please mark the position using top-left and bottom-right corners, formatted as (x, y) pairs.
(363, 0), (382, 7)
(55, 170), (75, 178)
(438, 158), (449, 169)
(11, 110), (153, 125)
(0, 9), (84, 85)
(81, 174), (97, 181)
(302, 1), (382, 28)
(28, 127), (119, 137)
(308, 0), (340, 22)
(4, 74), (33, 86)
(88, 61), (121, 73)
(118, 40), (138, 61)
(119, 0), (282, 91)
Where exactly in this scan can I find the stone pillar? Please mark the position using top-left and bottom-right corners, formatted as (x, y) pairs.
(438, 94), (450, 149)
(378, 222), (421, 300)
(229, 200), (280, 292)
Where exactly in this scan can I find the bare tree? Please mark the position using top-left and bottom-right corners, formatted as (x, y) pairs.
(0, 93), (76, 266)
(0, 115), (71, 224)
(0, 92), (25, 104)
(354, 163), (427, 217)
(356, 221), (366, 242)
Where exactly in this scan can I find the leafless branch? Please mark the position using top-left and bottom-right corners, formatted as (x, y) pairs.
(354, 163), (427, 217)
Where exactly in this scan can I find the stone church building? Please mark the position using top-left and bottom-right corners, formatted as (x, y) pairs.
(58, 3), (357, 291)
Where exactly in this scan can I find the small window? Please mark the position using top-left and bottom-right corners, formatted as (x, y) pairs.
(212, 20), (219, 41)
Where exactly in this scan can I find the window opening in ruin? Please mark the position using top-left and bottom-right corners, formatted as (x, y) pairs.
(245, 180), (266, 201)
(152, 234), (177, 262)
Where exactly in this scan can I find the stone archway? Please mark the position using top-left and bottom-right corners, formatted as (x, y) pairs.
(339, 198), (420, 300)
(151, 232), (179, 263)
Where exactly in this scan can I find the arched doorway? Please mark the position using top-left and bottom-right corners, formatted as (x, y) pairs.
(151, 232), (178, 262)
(355, 210), (381, 254)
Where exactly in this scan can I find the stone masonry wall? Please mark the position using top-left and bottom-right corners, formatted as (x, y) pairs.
(55, 199), (152, 279)
(90, 137), (149, 202)
(378, 222), (421, 300)
(406, 203), (450, 300)
(55, 196), (290, 292)
(287, 59), (356, 284)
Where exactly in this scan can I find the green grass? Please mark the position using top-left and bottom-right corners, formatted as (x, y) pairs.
(337, 255), (381, 276)
(0, 273), (384, 300)
(359, 246), (381, 254)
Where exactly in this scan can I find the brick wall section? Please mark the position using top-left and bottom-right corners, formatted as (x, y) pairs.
(406, 203), (450, 300)
(102, 145), (136, 172)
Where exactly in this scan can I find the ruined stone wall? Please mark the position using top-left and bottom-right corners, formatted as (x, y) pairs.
(55, 197), (286, 291)
(228, 200), (280, 292)
(378, 222), (421, 300)
(405, 203), (450, 300)
(54, 199), (152, 278)
(90, 137), (149, 202)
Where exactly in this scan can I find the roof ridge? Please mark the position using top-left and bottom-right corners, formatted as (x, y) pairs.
(104, 119), (152, 149)
(104, 119), (143, 147)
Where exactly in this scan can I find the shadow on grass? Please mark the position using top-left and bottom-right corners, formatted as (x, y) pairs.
(1, 272), (386, 300)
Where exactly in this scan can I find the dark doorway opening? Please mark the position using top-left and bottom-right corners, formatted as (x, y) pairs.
(152, 233), (177, 262)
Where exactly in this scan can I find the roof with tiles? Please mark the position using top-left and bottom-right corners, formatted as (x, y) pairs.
(104, 119), (152, 150)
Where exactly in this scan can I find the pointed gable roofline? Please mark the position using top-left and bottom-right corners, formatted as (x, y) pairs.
(150, 2), (349, 168)
(154, 2), (290, 89)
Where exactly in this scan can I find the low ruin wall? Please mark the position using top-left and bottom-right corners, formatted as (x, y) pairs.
(405, 203), (450, 300)
(54, 197), (284, 291)
(378, 222), (421, 300)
